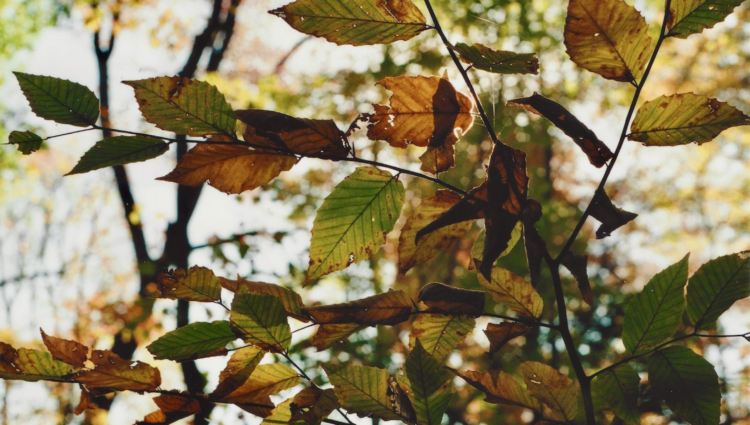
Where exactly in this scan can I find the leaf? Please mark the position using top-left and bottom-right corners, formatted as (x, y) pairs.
(522, 200), (546, 287)
(520, 361), (578, 422)
(401, 341), (453, 425)
(409, 313), (475, 361)
(157, 142), (296, 194)
(230, 288), (292, 353)
(667, 0), (746, 39)
(588, 190), (637, 239)
(507, 93), (613, 167)
(212, 346), (265, 401)
(312, 323), (366, 351)
(137, 392), (201, 425)
(261, 399), (294, 425)
(648, 346), (720, 425)
(219, 277), (310, 322)
(560, 252), (593, 307)
(484, 322), (531, 355)
(212, 363), (302, 405)
(40, 329), (87, 369)
(415, 183), (487, 242)
(290, 385), (341, 425)
(13, 72), (99, 127)
(146, 321), (237, 361)
(477, 266), (543, 319)
(236, 109), (349, 159)
(76, 350), (161, 392)
(0, 343), (74, 382)
(124, 76), (236, 136)
(398, 190), (473, 274)
(305, 290), (413, 326)
(453, 43), (539, 75)
(686, 251), (750, 329)
(269, 0), (428, 46)
(591, 364), (640, 424)
(366, 75), (474, 174)
(307, 167), (404, 282)
(152, 266), (222, 302)
(564, 0), (652, 82)
(7, 130), (43, 155)
(324, 364), (411, 422)
(628, 93), (750, 146)
(622, 254), (690, 355)
(448, 368), (542, 411)
(74, 386), (96, 415)
(418, 282), (486, 317)
(469, 222), (522, 270)
(66, 136), (169, 175)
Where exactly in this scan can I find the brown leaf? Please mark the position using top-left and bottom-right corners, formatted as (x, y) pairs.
(211, 364), (302, 405)
(522, 200), (546, 287)
(236, 109), (349, 159)
(151, 266), (222, 302)
(415, 183), (488, 243)
(212, 346), (265, 401)
(561, 252), (593, 307)
(73, 385), (97, 415)
(290, 385), (341, 425)
(418, 282), (485, 317)
(75, 350), (161, 393)
(40, 329), (87, 369)
(448, 368), (542, 411)
(158, 142), (297, 195)
(312, 323), (365, 351)
(137, 392), (201, 425)
(305, 290), (413, 326)
(219, 277), (310, 322)
(484, 322), (532, 355)
(507, 93), (613, 167)
(589, 190), (637, 239)
(520, 361), (578, 421)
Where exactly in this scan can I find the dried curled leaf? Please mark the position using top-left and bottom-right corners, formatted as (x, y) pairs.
(418, 282), (485, 317)
(588, 190), (637, 239)
(290, 385), (341, 425)
(40, 329), (87, 369)
(415, 183), (487, 243)
(136, 392), (201, 425)
(305, 290), (413, 326)
(312, 323), (366, 351)
(560, 252), (593, 307)
(453, 43), (539, 75)
(76, 350), (161, 393)
(484, 322), (531, 355)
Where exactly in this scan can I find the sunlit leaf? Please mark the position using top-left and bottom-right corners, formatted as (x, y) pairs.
(592, 364), (640, 424)
(212, 363), (302, 405)
(0, 343), (73, 382)
(146, 321), (237, 361)
(66, 136), (169, 175)
(74, 386), (96, 415)
(290, 385), (341, 425)
(400, 341), (453, 425)
(307, 167), (404, 282)
(14, 72), (99, 127)
(453, 43), (539, 74)
(448, 368), (542, 411)
(560, 252), (593, 307)
(564, 0), (652, 82)
(7, 130), (43, 155)
(520, 361), (578, 422)
(398, 190), (473, 274)
(324, 364), (412, 422)
(270, 0), (428, 46)
(469, 222), (522, 270)
(261, 399), (294, 425)
(588, 190), (637, 239)
(124, 76), (236, 136)
(409, 313), (475, 361)
(40, 329), (87, 369)
(622, 254), (689, 354)
(507, 93), (612, 167)
(312, 324), (366, 351)
(230, 288), (292, 353)
(667, 0), (746, 39)
(628, 93), (750, 146)
(477, 266), (543, 319)
(76, 350), (161, 392)
(686, 251), (750, 329)
(484, 322), (531, 355)
(418, 282), (485, 317)
(415, 183), (487, 242)
(305, 290), (412, 326)
(212, 346), (265, 401)
(219, 277), (309, 322)
(152, 266), (222, 303)
(137, 392), (201, 425)
(648, 346), (720, 425)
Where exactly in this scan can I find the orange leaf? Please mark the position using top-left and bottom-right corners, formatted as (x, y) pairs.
(290, 385), (341, 425)
(73, 385), (97, 415)
(448, 368), (542, 411)
(40, 329), (87, 369)
(312, 323), (365, 351)
(484, 322), (531, 355)
(137, 392), (201, 425)
(75, 350), (161, 393)
(305, 290), (413, 326)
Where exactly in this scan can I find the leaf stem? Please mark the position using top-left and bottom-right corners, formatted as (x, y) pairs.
(43, 127), (97, 140)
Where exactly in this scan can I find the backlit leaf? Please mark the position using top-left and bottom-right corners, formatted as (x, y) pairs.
(592, 364), (640, 424)
(648, 346), (720, 425)
(312, 324), (366, 351)
(484, 322), (531, 355)
(686, 251), (750, 329)
(212, 363), (302, 405)
(212, 346), (265, 401)
(409, 313), (475, 361)
(521, 200), (545, 287)
(307, 167), (404, 282)
(520, 361), (578, 422)
(507, 93), (613, 167)
(124, 76), (236, 136)
(477, 266), (543, 319)
(418, 282), (485, 317)
(290, 385), (341, 425)
(560, 252), (593, 307)
(67, 136), (168, 175)
(8, 130), (43, 155)
(628, 93), (750, 146)
(14, 72), (99, 127)
(270, 0), (428, 46)
(152, 266), (222, 302)
(261, 399), (294, 425)
(564, 0), (652, 82)
(448, 368), (542, 411)
(219, 277), (309, 322)
(40, 329), (87, 369)
(0, 343), (73, 382)
(667, 0), (746, 39)
(468, 222), (522, 270)
(623, 254), (689, 354)
(230, 288), (292, 353)
(454, 43), (539, 74)
(415, 183), (487, 242)
(146, 321), (237, 361)
(76, 350), (160, 392)
(137, 392), (201, 425)
(588, 190), (637, 239)
(398, 190), (473, 274)
(401, 341), (453, 425)
(306, 290), (413, 326)
(324, 364), (412, 422)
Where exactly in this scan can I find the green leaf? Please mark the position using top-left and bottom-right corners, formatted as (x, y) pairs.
(410, 314), (475, 361)
(261, 399), (294, 425)
(648, 346), (720, 425)
(324, 364), (411, 422)
(307, 167), (404, 282)
(219, 277), (310, 322)
(0, 344), (73, 382)
(453, 43), (539, 75)
(686, 251), (750, 329)
(230, 289), (292, 353)
(667, 0), (746, 39)
(124, 76), (236, 137)
(477, 266), (543, 319)
(520, 361), (578, 422)
(592, 364), (640, 424)
(14, 72), (99, 127)
(622, 254), (690, 354)
(146, 321), (237, 362)
(629, 93), (750, 146)
(269, 0), (428, 46)
(400, 341), (453, 425)
(8, 130), (43, 155)
(66, 136), (168, 175)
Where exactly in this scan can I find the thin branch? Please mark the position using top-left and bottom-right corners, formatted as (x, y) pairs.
(43, 127), (96, 141)
(589, 333), (694, 380)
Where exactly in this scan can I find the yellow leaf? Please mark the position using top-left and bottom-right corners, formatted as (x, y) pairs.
(520, 361), (578, 421)
(449, 368), (542, 411)
(477, 266), (543, 319)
